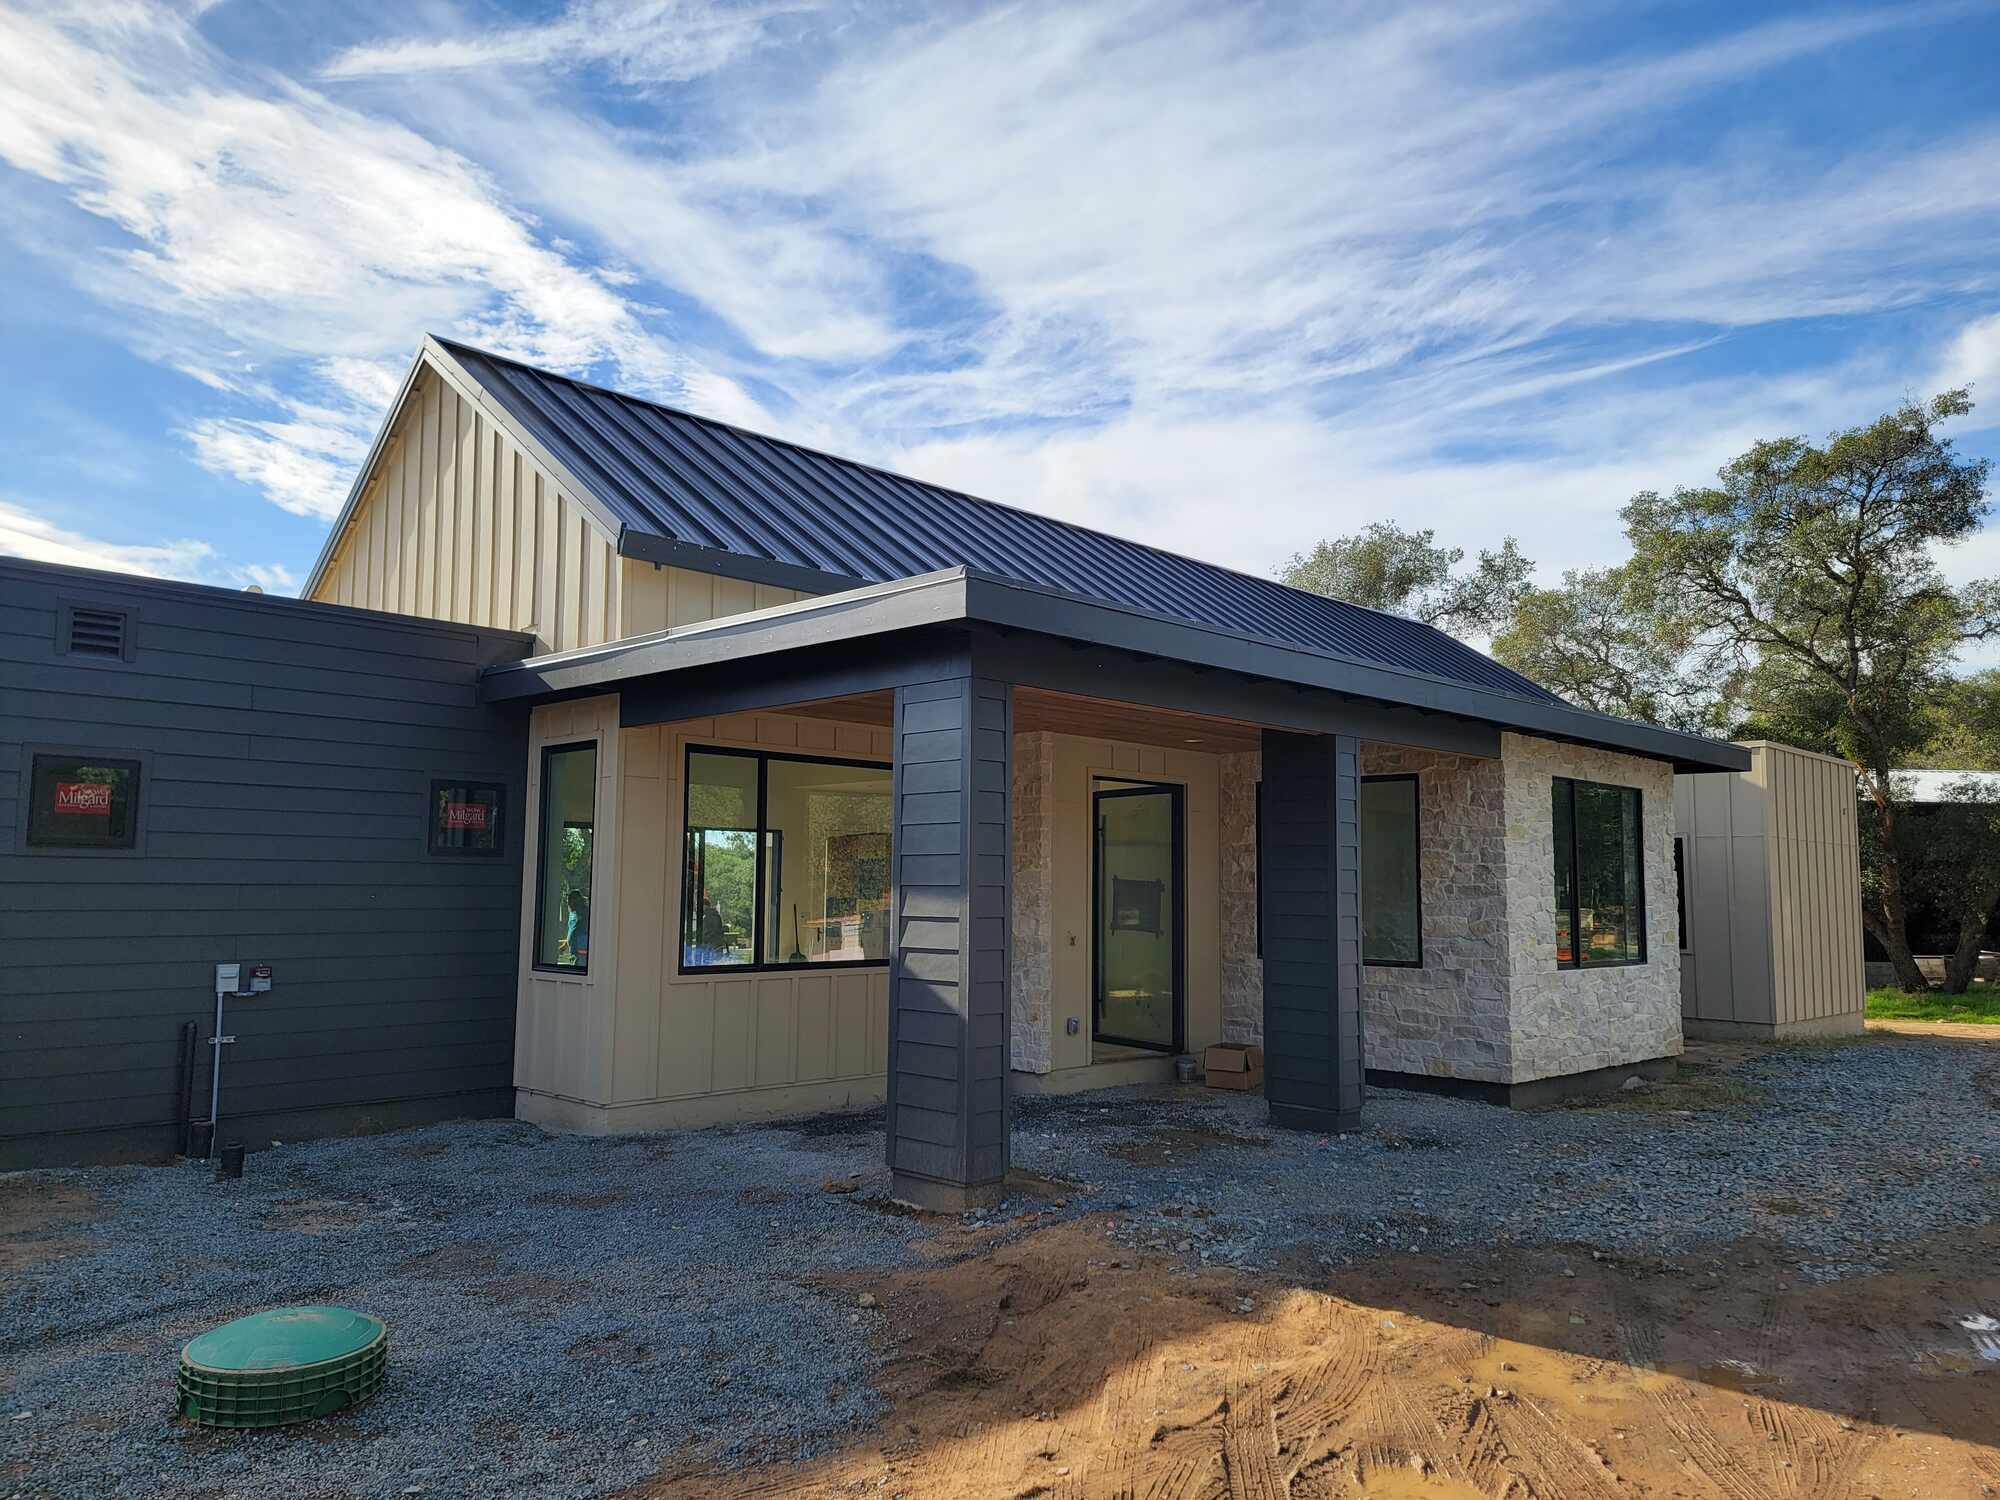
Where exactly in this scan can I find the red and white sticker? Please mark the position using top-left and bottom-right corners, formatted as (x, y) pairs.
(55, 782), (112, 816)
(443, 801), (490, 831)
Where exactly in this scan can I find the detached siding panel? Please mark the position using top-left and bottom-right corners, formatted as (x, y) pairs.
(0, 559), (531, 1167)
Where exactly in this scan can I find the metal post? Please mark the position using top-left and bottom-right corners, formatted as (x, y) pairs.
(207, 985), (229, 1160)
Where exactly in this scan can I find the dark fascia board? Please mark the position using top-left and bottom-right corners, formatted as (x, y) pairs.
(957, 573), (1752, 772)
(616, 529), (867, 598)
(3, 556), (537, 664)
(479, 569), (973, 703)
(480, 566), (1750, 772)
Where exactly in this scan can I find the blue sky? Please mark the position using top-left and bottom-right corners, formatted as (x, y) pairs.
(1, 0), (1997, 608)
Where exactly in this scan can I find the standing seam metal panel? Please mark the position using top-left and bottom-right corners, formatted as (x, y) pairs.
(437, 341), (1560, 703)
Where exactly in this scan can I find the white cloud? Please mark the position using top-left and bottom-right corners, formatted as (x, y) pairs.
(0, 3), (701, 512)
(1940, 312), (2000, 401)
(0, 497), (291, 592)
(325, 0), (806, 88)
(3, 0), (1997, 605)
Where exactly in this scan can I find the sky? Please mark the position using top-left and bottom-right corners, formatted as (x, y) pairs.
(1, 0), (1997, 609)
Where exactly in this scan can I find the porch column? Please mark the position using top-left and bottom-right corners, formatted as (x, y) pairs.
(1259, 729), (1366, 1131)
(886, 670), (1013, 1209)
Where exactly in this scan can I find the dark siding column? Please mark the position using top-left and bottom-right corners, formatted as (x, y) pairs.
(887, 670), (1012, 1209)
(1259, 730), (1365, 1131)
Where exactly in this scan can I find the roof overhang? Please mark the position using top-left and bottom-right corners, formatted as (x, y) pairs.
(480, 567), (1752, 773)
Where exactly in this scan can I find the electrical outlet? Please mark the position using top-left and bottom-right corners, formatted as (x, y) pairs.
(1066, 1016), (1080, 1035)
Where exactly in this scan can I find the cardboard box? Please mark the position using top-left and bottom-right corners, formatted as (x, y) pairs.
(1203, 1043), (1264, 1091)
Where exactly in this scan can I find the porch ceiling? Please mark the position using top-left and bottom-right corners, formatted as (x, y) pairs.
(788, 686), (1267, 753)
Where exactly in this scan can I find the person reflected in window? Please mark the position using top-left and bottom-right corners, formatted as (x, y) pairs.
(697, 893), (728, 960)
(564, 889), (591, 968)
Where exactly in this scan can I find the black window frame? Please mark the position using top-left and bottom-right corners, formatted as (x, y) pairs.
(1360, 772), (1424, 969)
(1552, 775), (1648, 970)
(1253, 778), (1264, 958)
(532, 740), (598, 974)
(678, 743), (893, 977)
(1089, 778), (1188, 1054)
(427, 777), (508, 858)
(22, 748), (145, 852)
(1673, 835), (1688, 952)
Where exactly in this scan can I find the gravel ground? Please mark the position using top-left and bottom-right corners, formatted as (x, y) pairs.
(4, 1035), (1996, 1499)
(2, 1116), (920, 1500)
(1014, 1037), (2000, 1282)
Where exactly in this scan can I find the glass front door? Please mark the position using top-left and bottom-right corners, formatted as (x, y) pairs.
(1093, 782), (1184, 1052)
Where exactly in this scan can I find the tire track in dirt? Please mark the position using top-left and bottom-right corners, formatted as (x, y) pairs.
(1218, 1378), (1287, 1500)
(1272, 1303), (1374, 1453)
(1087, 1334), (1163, 1500)
(1438, 1390), (1528, 1498)
(1352, 1383), (1475, 1491)
(1483, 1392), (1623, 1499)
(1653, 1380), (1772, 1500)
(1615, 1285), (1771, 1500)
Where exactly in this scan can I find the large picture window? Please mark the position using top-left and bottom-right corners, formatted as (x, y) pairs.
(534, 742), (597, 971)
(1553, 777), (1645, 968)
(26, 753), (141, 849)
(681, 747), (892, 972)
(1360, 774), (1421, 966)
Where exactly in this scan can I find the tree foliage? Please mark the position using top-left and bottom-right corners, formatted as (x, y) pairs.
(1279, 522), (1533, 637)
(1491, 565), (1735, 734)
(1617, 388), (1996, 989)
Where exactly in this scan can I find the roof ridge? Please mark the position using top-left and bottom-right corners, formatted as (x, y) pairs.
(428, 336), (1487, 645)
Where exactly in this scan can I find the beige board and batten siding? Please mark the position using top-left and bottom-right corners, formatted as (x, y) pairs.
(517, 706), (896, 1133)
(514, 694), (623, 1122)
(311, 367), (811, 651)
(1673, 741), (1864, 1038)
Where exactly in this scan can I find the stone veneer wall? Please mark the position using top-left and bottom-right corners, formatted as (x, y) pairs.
(1009, 731), (1056, 1073)
(1217, 751), (1263, 1044)
(1207, 736), (1682, 1084)
(1358, 744), (1513, 1081)
(1499, 732), (1682, 1081)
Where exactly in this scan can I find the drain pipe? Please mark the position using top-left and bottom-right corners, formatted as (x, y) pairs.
(175, 1021), (198, 1157)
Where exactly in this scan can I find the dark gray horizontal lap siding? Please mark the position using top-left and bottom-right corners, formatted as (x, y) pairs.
(0, 561), (531, 1166)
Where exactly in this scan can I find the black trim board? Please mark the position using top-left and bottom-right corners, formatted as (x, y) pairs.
(1368, 1056), (1676, 1109)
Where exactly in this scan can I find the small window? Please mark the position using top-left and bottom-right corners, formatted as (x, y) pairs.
(1361, 774), (1422, 966)
(27, 753), (141, 849)
(430, 779), (506, 857)
(534, 743), (597, 970)
(1673, 836), (1688, 951)
(1553, 777), (1645, 968)
(680, 747), (892, 972)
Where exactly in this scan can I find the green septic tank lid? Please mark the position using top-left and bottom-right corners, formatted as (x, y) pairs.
(183, 1306), (384, 1374)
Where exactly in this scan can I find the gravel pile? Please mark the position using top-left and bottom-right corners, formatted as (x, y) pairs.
(4, 1036), (1995, 1498)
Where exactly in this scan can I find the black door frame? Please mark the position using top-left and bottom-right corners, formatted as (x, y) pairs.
(1091, 779), (1187, 1054)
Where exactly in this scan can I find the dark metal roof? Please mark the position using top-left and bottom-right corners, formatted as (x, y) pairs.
(431, 337), (1564, 707)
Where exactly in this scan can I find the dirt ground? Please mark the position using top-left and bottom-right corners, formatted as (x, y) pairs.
(637, 1040), (2000, 1500)
(634, 1216), (2000, 1500)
